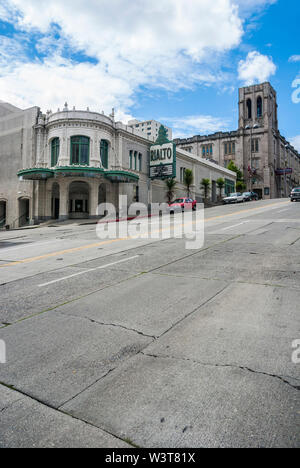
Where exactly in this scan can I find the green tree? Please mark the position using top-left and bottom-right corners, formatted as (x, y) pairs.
(236, 180), (246, 192)
(165, 178), (177, 204)
(201, 178), (211, 200)
(183, 169), (194, 197)
(216, 178), (225, 198)
(227, 161), (245, 190)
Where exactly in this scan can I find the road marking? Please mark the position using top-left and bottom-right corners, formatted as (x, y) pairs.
(0, 200), (289, 268)
(38, 255), (139, 287)
(277, 208), (289, 213)
(221, 221), (250, 231)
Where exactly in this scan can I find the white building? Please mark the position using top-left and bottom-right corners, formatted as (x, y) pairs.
(0, 102), (236, 228)
(128, 119), (172, 142)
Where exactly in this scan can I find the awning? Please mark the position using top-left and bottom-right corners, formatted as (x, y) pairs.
(105, 170), (139, 183)
(55, 166), (105, 178)
(18, 168), (54, 180)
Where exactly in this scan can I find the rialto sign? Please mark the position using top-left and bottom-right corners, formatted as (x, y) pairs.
(149, 142), (176, 179)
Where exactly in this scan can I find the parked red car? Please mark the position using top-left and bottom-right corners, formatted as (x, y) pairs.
(167, 198), (197, 214)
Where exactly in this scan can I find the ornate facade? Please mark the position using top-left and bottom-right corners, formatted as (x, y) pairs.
(0, 101), (236, 228)
(175, 82), (300, 199)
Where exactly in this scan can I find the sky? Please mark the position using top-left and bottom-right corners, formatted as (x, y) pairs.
(0, 0), (299, 150)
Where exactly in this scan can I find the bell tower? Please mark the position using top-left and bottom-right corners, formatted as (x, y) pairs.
(238, 82), (278, 131)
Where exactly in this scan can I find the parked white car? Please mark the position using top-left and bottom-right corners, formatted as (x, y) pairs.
(222, 192), (245, 204)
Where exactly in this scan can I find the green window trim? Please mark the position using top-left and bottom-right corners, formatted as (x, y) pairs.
(100, 140), (109, 169)
(129, 150), (133, 169)
(70, 136), (90, 165)
(51, 138), (60, 166)
(134, 151), (137, 171)
(138, 153), (142, 172)
(225, 178), (235, 196)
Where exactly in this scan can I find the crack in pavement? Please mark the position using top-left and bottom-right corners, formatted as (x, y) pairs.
(0, 381), (133, 448)
(0, 397), (25, 413)
(150, 272), (300, 291)
(59, 313), (157, 340)
(141, 352), (300, 392)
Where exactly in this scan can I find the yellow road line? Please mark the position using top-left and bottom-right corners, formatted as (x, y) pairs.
(0, 200), (289, 268)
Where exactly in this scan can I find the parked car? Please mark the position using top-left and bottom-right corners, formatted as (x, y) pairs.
(243, 191), (259, 201)
(290, 187), (300, 202)
(168, 198), (197, 213)
(222, 192), (245, 204)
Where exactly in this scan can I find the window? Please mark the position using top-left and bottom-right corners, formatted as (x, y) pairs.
(257, 96), (263, 118)
(51, 138), (60, 166)
(224, 141), (236, 156)
(100, 140), (109, 169)
(129, 151), (132, 169)
(70, 136), (90, 165)
(134, 151), (137, 170)
(180, 167), (186, 183)
(251, 139), (259, 153)
(138, 153), (142, 172)
(201, 144), (213, 157)
(246, 99), (252, 119)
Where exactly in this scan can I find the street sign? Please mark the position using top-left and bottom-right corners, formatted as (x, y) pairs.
(275, 168), (293, 175)
(149, 126), (176, 179)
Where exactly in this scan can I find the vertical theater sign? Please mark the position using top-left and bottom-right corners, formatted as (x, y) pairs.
(150, 126), (176, 179)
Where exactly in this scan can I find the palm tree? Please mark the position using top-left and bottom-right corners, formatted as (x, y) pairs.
(165, 178), (177, 204)
(216, 178), (225, 198)
(183, 169), (194, 197)
(201, 178), (211, 200)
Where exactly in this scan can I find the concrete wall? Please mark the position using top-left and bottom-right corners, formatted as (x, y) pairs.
(0, 104), (39, 227)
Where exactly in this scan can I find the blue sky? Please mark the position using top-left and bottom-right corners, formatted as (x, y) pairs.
(0, 0), (299, 149)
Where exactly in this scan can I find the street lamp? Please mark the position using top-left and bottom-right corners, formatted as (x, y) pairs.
(245, 123), (259, 191)
(284, 143), (290, 197)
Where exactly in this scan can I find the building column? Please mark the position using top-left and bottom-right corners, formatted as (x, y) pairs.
(45, 189), (52, 220)
(90, 182), (99, 219)
(59, 182), (69, 221)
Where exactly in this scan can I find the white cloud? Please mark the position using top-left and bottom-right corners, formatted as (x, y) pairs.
(0, 0), (277, 117)
(162, 115), (231, 138)
(290, 136), (300, 152)
(238, 51), (276, 85)
(289, 55), (300, 63)
(235, 0), (277, 15)
(0, 0), (244, 114)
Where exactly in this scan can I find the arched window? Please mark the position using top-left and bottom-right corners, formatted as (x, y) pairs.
(70, 136), (90, 165)
(257, 96), (263, 118)
(100, 140), (109, 169)
(51, 138), (60, 166)
(246, 99), (252, 119)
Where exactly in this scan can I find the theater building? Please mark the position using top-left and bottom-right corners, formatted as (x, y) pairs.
(0, 101), (236, 229)
(175, 82), (300, 200)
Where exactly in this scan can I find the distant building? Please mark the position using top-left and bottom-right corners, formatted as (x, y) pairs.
(175, 82), (300, 199)
(0, 102), (235, 228)
(128, 119), (172, 142)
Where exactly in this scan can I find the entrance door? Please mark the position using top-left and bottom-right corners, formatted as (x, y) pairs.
(0, 201), (6, 228)
(253, 189), (263, 200)
(19, 198), (30, 226)
(54, 198), (59, 219)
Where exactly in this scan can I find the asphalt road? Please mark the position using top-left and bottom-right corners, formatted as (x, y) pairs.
(0, 198), (299, 448)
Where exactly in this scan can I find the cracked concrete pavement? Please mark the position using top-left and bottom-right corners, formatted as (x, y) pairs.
(0, 199), (299, 447)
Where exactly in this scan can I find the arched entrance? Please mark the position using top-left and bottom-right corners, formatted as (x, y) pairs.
(18, 198), (30, 227)
(69, 181), (90, 219)
(98, 184), (107, 205)
(0, 200), (6, 228)
(52, 183), (60, 219)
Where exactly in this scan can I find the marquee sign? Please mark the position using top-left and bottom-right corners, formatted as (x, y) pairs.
(149, 126), (176, 179)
